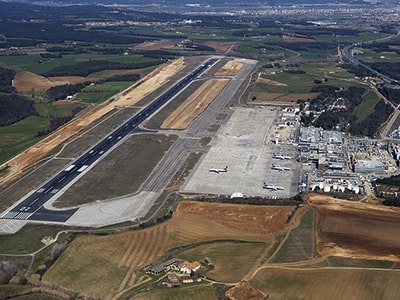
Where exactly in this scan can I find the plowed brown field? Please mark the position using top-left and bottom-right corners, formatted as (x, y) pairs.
(308, 193), (400, 261)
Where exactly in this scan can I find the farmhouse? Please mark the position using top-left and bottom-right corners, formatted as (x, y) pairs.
(143, 258), (185, 275)
(177, 261), (201, 274)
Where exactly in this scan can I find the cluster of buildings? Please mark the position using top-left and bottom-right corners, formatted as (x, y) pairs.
(143, 257), (202, 276)
(297, 126), (398, 195)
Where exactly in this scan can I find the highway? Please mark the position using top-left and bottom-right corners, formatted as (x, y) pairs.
(1, 58), (218, 222)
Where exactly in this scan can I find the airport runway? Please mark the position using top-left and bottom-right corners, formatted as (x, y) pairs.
(0, 58), (219, 222)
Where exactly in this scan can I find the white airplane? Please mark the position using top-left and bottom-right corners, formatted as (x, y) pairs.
(263, 182), (284, 191)
(272, 153), (292, 160)
(209, 166), (228, 174)
(271, 164), (291, 171)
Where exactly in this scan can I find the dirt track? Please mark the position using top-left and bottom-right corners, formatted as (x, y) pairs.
(0, 58), (185, 188)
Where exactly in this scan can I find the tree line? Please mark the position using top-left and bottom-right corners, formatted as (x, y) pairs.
(43, 59), (164, 77)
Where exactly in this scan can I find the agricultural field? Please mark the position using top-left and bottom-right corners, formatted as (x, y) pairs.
(131, 285), (218, 300)
(43, 201), (292, 298)
(0, 285), (32, 298)
(270, 207), (317, 264)
(251, 268), (400, 300)
(308, 193), (400, 261)
(317, 206), (400, 260)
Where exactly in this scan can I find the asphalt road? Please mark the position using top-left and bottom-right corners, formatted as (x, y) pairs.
(1, 58), (218, 222)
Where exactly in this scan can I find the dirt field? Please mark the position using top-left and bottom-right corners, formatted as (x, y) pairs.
(177, 201), (294, 235)
(226, 281), (268, 300)
(215, 61), (244, 76)
(12, 71), (100, 92)
(44, 201), (292, 298)
(160, 78), (229, 129)
(308, 193), (400, 262)
(0, 58), (185, 188)
(256, 77), (287, 86)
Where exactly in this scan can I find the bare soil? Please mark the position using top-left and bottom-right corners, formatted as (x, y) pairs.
(175, 201), (294, 236)
(160, 79), (229, 129)
(256, 77), (287, 86)
(226, 281), (268, 300)
(0, 58), (186, 188)
(215, 61), (244, 76)
(308, 193), (400, 262)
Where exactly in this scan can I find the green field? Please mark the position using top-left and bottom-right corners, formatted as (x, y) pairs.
(179, 241), (267, 283)
(0, 116), (49, 163)
(353, 90), (380, 122)
(0, 54), (158, 75)
(0, 224), (67, 254)
(76, 81), (133, 104)
(131, 285), (217, 300)
(296, 48), (338, 60)
(299, 62), (355, 79)
(255, 72), (318, 94)
(252, 268), (400, 300)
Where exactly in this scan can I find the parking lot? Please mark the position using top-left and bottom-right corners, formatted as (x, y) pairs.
(182, 106), (299, 197)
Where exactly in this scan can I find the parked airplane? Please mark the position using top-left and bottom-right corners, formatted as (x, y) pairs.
(272, 153), (292, 160)
(209, 166), (228, 174)
(271, 164), (291, 171)
(263, 182), (284, 191)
